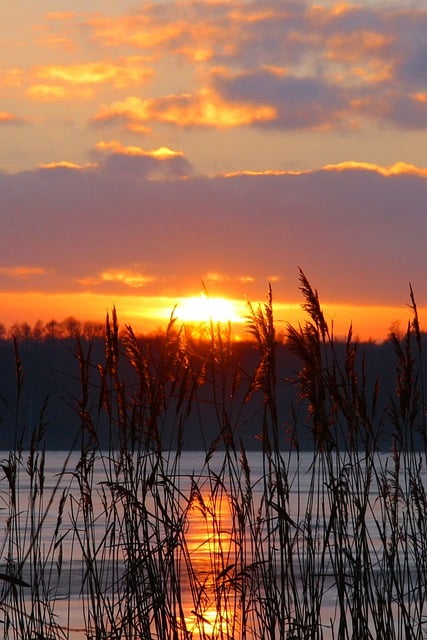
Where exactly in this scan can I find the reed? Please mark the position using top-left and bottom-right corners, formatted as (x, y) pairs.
(0, 272), (426, 639)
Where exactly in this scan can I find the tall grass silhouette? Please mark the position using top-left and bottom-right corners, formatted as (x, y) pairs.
(0, 271), (426, 639)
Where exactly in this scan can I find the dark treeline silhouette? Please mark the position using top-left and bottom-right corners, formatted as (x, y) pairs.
(0, 318), (425, 452)
(0, 316), (105, 341)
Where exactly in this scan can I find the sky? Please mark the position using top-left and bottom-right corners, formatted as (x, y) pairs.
(1, 0), (427, 341)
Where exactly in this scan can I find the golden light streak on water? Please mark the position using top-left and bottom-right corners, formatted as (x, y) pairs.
(184, 487), (238, 639)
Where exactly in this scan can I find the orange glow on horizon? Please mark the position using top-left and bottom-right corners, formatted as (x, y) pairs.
(0, 291), (424, 343)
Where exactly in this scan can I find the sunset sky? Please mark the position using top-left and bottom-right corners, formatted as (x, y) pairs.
(1, 0), (427, 340)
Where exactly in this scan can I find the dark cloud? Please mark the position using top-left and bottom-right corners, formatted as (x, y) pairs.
(210, 3), (427, 130)
(396, 40), (427, 89)
(317, 5), (384, 34)
(384, 94), (427, 129)
(213, 69), (348, 129)
(1, 160), (427, 305)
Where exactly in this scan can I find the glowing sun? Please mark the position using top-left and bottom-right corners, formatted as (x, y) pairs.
(176, 294), (243, 325)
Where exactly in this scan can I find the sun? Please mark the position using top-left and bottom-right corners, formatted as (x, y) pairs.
(176, 294), (244, 325)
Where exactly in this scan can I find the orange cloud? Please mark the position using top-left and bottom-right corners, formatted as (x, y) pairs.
(411, 92), (427, 104)
(0, 266), (47, 277)
(35, 10), (83, 50)
(35, 35), (77, 51)
(86, 14), (183, 48)
(350, 64), (393, 85)
(84, 8), (262, 61)
(222, 169), (309, 177)
(38, 161), (98, 170)
(34, 58), (153, 89)
(322, 31), (393, 86)
(27, 57), (153, 101)
(94, 140), (184, 159)
(0, 69), (24, 91)
(229, 8), (277, 24)
(310, 3), (362, 24)
(91, 96), (152, 131)
(100, 269), (154, 287)
(177, 47), (214, 63)
(0, 111), (22, 124)
(323, 161), (427, 178)
(78, 268), (155, 288)
(202, 272), (257, 288)
(326, 31), (392, 63)
(27, 84), (93, 101)
(203, 272), (230, 284)
(92, 89), (276, 129)
(224, 162), (427, 180)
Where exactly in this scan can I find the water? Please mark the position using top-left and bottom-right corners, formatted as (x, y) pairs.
(0, 449), (426, 639)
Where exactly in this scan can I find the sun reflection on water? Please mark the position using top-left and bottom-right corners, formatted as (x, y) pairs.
(184, 487), (239, 639)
